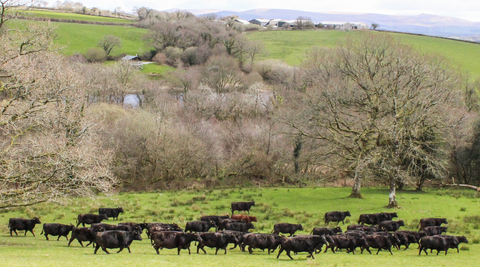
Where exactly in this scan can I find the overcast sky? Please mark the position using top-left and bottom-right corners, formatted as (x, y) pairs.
(71, 0), (480, 22)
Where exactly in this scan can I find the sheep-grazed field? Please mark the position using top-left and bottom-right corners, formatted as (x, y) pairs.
(1, 187), (480, 266)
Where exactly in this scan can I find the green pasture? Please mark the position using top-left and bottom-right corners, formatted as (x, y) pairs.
(141, 64), (175, 76)
(247, 30), (480, 77)
(1, 187), (480, 266)
(26, 10), (134, 24)
(54, 23), (148, 56)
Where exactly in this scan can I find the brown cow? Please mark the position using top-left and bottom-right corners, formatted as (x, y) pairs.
(231, 215), (258, 223)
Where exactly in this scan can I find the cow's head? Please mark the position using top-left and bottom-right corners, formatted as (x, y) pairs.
(442, 218), (448, 224)
(458, 236), (468, 243)
(345, 211), (351, 217)
(33, 217), (41, 224)
(334, 227), (342, 233)
(100, 214), (109, 220)
(297, 224), (304, 231)
(118, 207), (125, 213)
(398, 220), (405, 226)
(133, 231), (142, 241)
(247, 223), (255, 229)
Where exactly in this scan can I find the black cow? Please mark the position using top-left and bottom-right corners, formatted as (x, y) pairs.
(347, 225), (378, 232)
(93, 230), (142, 254)
(41, 223), (74, 241)
(277, 235), (328, 260)
(91, 223), (138, 232)
(231, 201), (255, 215)
(394, 231), (425, 250)
(272, 223), (303, 236)
(324, 235), (359, 254)
(200, 215), (230, 226)
(443, 235), (468, 253)
(324, 211), (351, 225)
(357, 213), (389, 225)
(196, 232), (239, 254)
(378, 220), (405, 232)
(68, 227), (98, 247)
(310, 227), (342, 236)
(223, 222), (255, 232)
(423, 226), (448, 236)
(419, 235), (454, 255)
(217, 219), (242, 231)
(185, 221), (216, 233)
(242, 233), (283, 254)
(361, 234), (400, 255)
(8, 217), (41, 237)
(152, 231), (203, 255)
(76, 214), (108, 227)
(98, 207), (124, 220)
(118, 222), (146, 232)
(218, 230), (246, 250)
(419, 218), (448, 230)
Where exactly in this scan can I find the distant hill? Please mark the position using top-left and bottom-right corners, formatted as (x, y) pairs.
(184, 8), (480, 41)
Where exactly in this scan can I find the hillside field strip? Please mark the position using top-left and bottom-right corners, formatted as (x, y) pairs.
(247, 30), (480, 77)
(1, 188), (480, 266)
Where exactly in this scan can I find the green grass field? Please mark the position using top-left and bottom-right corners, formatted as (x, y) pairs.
(54, 23), (148, 56)
(247, 30), (480, 77)
(27, 10), (134, 24)
(1, 187), (479, 266)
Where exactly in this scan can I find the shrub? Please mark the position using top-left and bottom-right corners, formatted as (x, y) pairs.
(164, 46), (183, 67)
(152, 53), (167, 65)
(85, 48), (106, 62)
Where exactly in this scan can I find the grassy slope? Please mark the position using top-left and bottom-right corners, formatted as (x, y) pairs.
(27, 10), (134, 24)
(54, 23), (148, 56)
(1, 188), (480, 266)
(247, 30), (480, 77)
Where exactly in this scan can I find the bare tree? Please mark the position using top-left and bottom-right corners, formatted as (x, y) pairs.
(200, 55), (243, 94)
(98, 35), (121, 57)
(1, 0), (37, 29)
(293, 34), (462, 205)
(371, 23), (379, 30)
(247, 41), (264, 71)
(0, 18), (116, 209)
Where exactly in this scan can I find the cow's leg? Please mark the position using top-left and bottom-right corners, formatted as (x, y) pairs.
(68, 238), (74, 246)
(45, 234), (49, 240)
(276, 247), (284, 259)
(215, 248), (219, 255)
(57, 235), (61, 241)
(388, 248), (393, 255)
(286, 250), (294, 260)
(86, 241), (93, 247)
(94, 244), (100, 254)
(177, 247), (182, 255)
(64, 235), (69, 241)
(248, 245), (253, 254)
(102, 246), (109, 254)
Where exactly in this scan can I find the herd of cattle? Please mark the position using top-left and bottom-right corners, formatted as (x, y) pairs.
(6, 201), (469, 259)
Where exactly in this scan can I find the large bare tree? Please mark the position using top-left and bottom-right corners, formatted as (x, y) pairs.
(292, 33), (462, 205)
(0, 17), (116, 209)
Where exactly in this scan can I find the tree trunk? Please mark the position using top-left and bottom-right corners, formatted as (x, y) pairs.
(387, 175), (398, 208)
(349, 169), (363, 199)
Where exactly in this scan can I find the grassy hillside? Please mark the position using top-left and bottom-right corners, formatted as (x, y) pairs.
(247, 30), (480, 77)
(27, 10), (134, 24)
(54, 23), (148, 56)
(0, 188), (479, 266)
